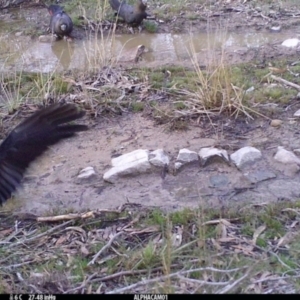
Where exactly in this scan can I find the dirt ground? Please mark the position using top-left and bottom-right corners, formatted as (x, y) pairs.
(1, 0), (300, 215)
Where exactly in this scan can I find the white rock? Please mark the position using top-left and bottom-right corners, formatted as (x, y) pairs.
(176, 148), (199, 163)
(270, 26), (281, 32)
(78, 166), (96, 179)
(294, 109), (300, 117)
(199, 147), (229, 162)
(104, 149), (151, 183)
(230, 146), (262, 168)
(274, 146), (300, 165)
(149, 149), (169, 167)
(112, 149), (149, 166)
(175, 162), (183, 170)
(281, 38), (300, 48)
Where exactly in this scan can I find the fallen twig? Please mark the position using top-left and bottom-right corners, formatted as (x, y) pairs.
(107, 266), (248, 294)
(4, 220), (73, 248)
(217, 267), (252, 294)
(270, 75), (300, 91)
(36, 208), (122, 222)
(88, 231), (124, 266)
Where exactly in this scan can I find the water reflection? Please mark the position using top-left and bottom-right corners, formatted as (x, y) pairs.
(0, 30), (291, 73)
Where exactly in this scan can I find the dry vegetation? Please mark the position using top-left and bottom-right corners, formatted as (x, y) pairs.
(1, 201), (300, 293)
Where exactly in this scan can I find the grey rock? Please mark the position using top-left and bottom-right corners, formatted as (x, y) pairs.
(274, 146), (300, 165)
(199, 147), (229, 166)
(176, 148), (199, 163)
(230, 146), (262, 168)
(174, 162), (183, 170)
(149, 149), (169, 167)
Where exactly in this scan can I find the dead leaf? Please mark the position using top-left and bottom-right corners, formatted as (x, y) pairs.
(232, 244), (254, 256)
(216, 223), (227, 239)
(0, 228), (13, 237)
(218, 237), (237, 242)
(252, 225), (266, 245)
(275, 232), (297, 250)
(80, 245), (90, 256)
(55, 235), (68, 246)
(211, 238), (221, 250)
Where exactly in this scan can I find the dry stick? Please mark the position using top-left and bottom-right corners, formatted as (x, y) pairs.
(90, 257), (226, 284)
(177, 274), (230, 286)
(107, 266), (248, 294)
(91, 266), (167, 283)
(5, 220), (73, 248)
(270, 75), (300, 91)
(37, 212), (95, 222)
(217, 268), (252, 294)
(88, 231), (124, 266)
(0, 260), (36, 270)
(253, 273), (300, 284)
(63, 272), (98, 294)
(36, 209), (121, 222)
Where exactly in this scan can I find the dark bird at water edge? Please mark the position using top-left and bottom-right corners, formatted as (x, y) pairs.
(109, 0), (148, 27)
(0, 103), (88, 205)
(48, 4), (73, 39)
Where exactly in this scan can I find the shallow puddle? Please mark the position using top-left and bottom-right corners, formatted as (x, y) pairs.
(0, 29), (295, 72)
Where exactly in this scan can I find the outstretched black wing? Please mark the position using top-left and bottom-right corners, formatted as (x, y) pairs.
(0, 103), (88, 205)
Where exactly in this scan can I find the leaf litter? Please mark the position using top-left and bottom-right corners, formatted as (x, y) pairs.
(0, 202), (300, 294)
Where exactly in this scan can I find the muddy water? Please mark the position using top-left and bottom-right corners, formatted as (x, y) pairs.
(0, 30), (294, 72)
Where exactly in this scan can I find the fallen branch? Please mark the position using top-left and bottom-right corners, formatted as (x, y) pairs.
(107, 266), (248, 294)
(88, 231), (124, 266)
(270, 75), (300, 91)
(36, 209), (121, 222)
(217, 267), (252, 294)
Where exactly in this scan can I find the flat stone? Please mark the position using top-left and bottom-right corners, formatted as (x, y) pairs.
(230, 146), (262, 168)
(209, 175), (229, 188)
(244, 170), (276, 184)
(274, 146), (300, 165)
(112, 149), (149, 167)
(104, 149), (151, 183)
(78, 166), (96, 179)
(149, 149), (169, 167)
